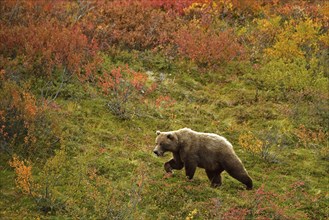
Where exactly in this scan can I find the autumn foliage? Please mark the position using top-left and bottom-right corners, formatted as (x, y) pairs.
(0, 22), (99, 80)
(98, 66), (156, 119)
(175, 22), (245, 67)
(82, 1), (181, 51)
(1, 0), (327, 160)
(0, 77), (60, 159)
(9, 155), (34, 195)
(1, 0), (328, 219)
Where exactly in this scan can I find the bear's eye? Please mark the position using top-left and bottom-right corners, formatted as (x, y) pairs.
(160, 143), (168, 149)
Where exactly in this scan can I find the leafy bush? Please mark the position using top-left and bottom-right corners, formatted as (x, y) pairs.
(265, 17), (323, 61)
(0, 21), (100, 81)
(238, 131), (279, 163)
(82, 1), (181, 51)
(174, 21), (245, 68)
(0, 76), (60, 160)
(8, 146), (148, 218)
(139, 0), (206, 14)
(247, 58), (328, 101)
(9, 155), (35, 196)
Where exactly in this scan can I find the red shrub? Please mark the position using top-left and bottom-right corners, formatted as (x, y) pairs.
(222, 207), (250, 220)
(139, 0), (208, 14)
(0, 0), (75, 26)
(81, 1), (181, 51)
(174, 22), (245, 67)
(155, 95), (176, 109)
(0, 21), (99, 80)
(234, 183), (312, 219)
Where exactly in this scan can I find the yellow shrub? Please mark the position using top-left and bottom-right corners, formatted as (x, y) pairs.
(265, 17), (321, 61)
(238, 132), (263, 154)
(186, 208), (198, 220)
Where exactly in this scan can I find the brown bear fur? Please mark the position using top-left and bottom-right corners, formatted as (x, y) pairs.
(153, 128), (253, 190)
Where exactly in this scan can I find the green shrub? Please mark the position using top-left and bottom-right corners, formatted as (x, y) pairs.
(247, 58), (328, 101)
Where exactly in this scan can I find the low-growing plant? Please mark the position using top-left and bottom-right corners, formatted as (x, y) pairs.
(221, 207), (250, 220)
(98, 66), (156, 119)
(243, 181), (327, 219)
(246, 58), (328, 102)
(0, 20), (100, 81)
(224, 183), (315, 220)
(83, 0), (181, 51)
(185, 208), (199, 220)
(238, 131), (279, 163)
(155, 95), (177, 110)
(174, 21), (245, 68)
(8, 155), (57, 213)
(265, 17), (323, 62)
(9, 155), (35, 196)
(238, 132), (263, 155)
(294, 124), (328, 148)
(0, 77), (60, 160)
(318, 147), (329, 161)
(8, 149), (118, 216)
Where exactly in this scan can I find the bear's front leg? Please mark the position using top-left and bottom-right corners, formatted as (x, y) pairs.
(185, 162), (197, 180)
(164, 158), (184, 173)
(164, 160), (173, 173)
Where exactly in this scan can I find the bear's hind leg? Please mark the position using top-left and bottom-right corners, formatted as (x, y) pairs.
(225, 168), (253, 190)
(206, 169), (223, 188)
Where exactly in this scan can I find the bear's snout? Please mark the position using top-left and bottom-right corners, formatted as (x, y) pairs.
(153, 147), (164, 157)
(153, 149), (164, 157)
(153, 150), (160, 156)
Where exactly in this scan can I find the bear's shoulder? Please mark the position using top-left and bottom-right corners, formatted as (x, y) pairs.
(176, 128), (233, 149)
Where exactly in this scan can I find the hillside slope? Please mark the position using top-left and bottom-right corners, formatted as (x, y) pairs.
(1, 0), (328, 219)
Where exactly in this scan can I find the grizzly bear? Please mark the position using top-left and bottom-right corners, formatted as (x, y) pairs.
(153, 128), (253, 190)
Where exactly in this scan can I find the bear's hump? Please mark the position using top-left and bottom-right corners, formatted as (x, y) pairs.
(176, 128), (234, 150)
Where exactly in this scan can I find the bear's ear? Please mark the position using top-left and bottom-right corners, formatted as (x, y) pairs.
(156, 130), (161, 136)
(167, 133), (174, 140)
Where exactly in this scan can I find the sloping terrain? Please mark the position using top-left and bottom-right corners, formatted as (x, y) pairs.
(1, 1), (328, 219)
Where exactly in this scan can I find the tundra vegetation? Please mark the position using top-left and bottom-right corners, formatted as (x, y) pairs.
(0, 0), (328, 219)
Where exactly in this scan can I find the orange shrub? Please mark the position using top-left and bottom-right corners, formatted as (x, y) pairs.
(1, 81), (38, 151)
(238, 132), (263, 154)
(9, 155), (35, 195)
(139, 0), (207, 14)
(98, 66), (156, 119)
(155, 95), (176, 109)
(0, 77), (60, 159)
(294, 125), (328, 148)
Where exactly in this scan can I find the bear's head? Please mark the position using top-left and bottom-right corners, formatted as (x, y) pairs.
(153, 130), (179, 157)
